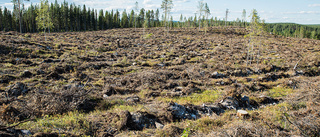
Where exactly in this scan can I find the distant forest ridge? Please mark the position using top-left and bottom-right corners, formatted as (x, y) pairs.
(0, 1), (319, 40)
(265, 23), (320, 40)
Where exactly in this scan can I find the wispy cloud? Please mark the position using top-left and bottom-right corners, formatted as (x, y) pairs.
(308, 4), (320, 7)
(283, 11), (320, 14)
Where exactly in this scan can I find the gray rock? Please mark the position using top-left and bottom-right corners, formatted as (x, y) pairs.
(131, 112), (158, 130)
(20, 130), (32, 136)
(125, 96), (140, 103)
(155, 122), (164, 129)
(219, 97), (239, 110)
(211, 71), (225, 78)
(241, 96), (250, 104)
(168, 103), (198, 120)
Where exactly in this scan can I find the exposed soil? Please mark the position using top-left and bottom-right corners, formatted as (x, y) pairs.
(0, 27), (319, 136)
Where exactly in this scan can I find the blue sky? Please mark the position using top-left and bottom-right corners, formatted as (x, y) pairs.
(1, 0), (319, 24)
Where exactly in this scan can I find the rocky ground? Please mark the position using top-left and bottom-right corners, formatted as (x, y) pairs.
(0, 27), (319, 137)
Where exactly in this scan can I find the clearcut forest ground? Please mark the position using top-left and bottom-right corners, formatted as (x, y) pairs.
(0, 27), (320, 137)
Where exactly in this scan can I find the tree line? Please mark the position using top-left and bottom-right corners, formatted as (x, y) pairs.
(266, 23), (320, 40)
(0, 0), (319, 40)
(0, 0), (249, 34)
(0, 0), (163, 33)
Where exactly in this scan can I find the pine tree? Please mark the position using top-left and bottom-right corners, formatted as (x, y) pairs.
(179, 14), (183, 28)
(3, 7), (13, 31)
(82, 5), (86, 31)
(150, 10), (154, 27)
(139, 8), (145, 28)
(204, 3), (210, 33)
(155, 9), (160, 27)
(129, 10), (134, 28)
(12, 0), (29, 33)
(161, 0), (173, 31)
(0, 7), (3, 31)
(105, 11), (110, 29)
(300, 26), (304, 38)
(98, 9), (104, 30)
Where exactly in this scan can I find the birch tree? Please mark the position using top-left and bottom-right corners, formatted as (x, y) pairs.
(225, 9), (229, 27)
(197, 0), (204, 31)
(134, 1), (139, 31)
(36, 0), (53, 41)
(242, 9), (246, 28)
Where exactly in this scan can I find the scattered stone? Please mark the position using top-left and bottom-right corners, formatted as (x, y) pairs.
(117, 110), (137, 130)
(293, 70), (304, 76)
(168, 102), (198, 120)
(211, 71), (225, 78)
(241, 96), (250, 107)
(155, 122), (164, 129)
(219, 97), (239, 110)
(20, 130), (32, 136)
(199, 104), (225, 116)
(157, 63), (165, 67)
(125, 96), (140, 103)
(131, 111), (159, 130)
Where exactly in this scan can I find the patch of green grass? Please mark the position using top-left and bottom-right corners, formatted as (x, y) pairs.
(17, 111), (91, 136)
(189, 57), (202, 63)
(109, 104), (143, 113)
(144, 33), (153, 39)
(159, 90), (221, 105)
(268, 86), (293, 98)
(3, 63), (13, 68)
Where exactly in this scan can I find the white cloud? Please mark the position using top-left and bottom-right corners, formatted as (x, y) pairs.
(71, 0), (136, 11)
(299, 11), (320, 14)
(175, 0), (190, 3)
(143, 0), (152, 5)
(0, 3), (13, 10)
(309, 4), (320, 7)
(142, 0), (160, 10)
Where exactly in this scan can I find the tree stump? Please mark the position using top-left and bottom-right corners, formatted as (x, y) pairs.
(237, 110), (249, 119)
